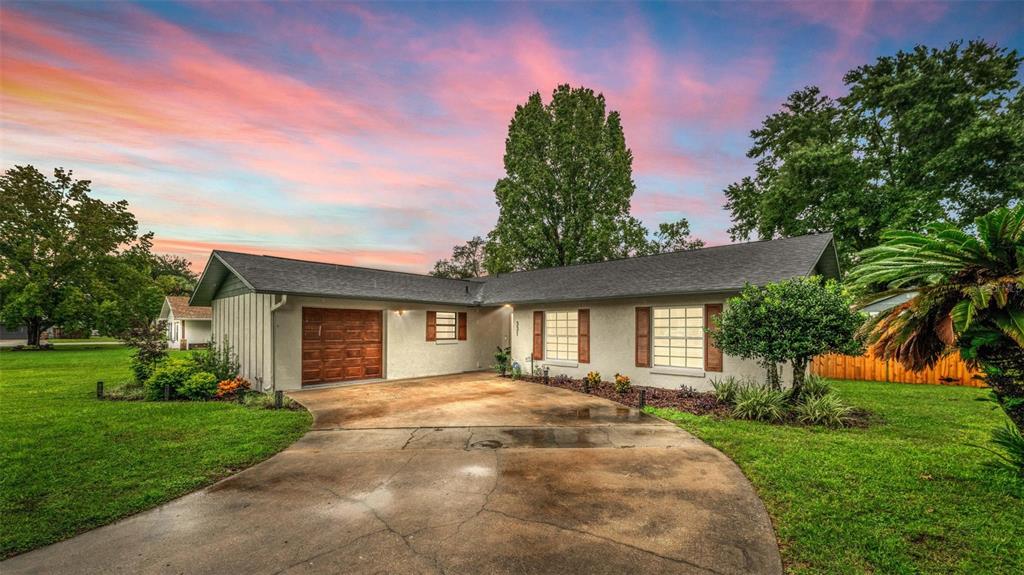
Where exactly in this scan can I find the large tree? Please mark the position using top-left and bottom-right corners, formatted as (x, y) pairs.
(431, 236), (486, 279)
(484, 85), (650, 273)
(0, 165), (159, 344)
(647, 218), (706, 253)
(151, 253), (198, 295)
(725, 41), (1023, 266)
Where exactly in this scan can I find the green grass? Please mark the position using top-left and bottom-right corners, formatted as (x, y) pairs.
(649, 380), (1024, 574)
(0, 346), (311, 557)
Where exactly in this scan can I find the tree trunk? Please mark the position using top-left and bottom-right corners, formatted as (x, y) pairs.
(790, 357), (809, 400)
(762, 360), (781, 391)
(26, 318), (42, 346)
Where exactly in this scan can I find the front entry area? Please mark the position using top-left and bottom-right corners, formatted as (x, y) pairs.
(301, 307), (383, 386)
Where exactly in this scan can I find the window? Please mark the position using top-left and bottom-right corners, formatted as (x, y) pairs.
(652, 306), (704, 369)
(545, 310), (578, 361)
(435, 311), (457, 340)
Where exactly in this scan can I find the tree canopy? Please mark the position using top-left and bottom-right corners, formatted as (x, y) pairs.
(431, 236), (486, 279)
(725, 40), (1023, 267)
(0, 165), (161, 344)
(709, 277), (865, 397)
(483, 85), (651, 274)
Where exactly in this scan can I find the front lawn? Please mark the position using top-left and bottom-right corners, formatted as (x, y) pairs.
(649, 380), (1023, 574)
(0, 346), (311, 557)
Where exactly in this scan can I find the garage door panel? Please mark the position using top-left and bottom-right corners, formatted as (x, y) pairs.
(302, 308), (383, 386)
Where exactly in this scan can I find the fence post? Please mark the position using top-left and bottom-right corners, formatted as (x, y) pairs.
(96, 381), (104, 399)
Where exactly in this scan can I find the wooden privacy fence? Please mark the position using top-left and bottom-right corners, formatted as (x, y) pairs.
(811, 352), (985, 387)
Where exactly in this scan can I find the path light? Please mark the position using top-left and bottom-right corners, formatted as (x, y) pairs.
(96, 381), (104, 399)
(543, 366), (549, 384)
(639, 389), (647, 410)
(275, 390), (284, 409)
(163, 383), (171, 401)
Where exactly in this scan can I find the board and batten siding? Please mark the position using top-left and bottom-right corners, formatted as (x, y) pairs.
(211, 293), (274, 391)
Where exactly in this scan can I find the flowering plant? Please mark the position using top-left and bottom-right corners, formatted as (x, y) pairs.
(215, 376), (251, 399)
(613, 373), (632, 394)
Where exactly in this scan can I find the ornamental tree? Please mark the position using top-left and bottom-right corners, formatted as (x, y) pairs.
(709, 277), (865, 397)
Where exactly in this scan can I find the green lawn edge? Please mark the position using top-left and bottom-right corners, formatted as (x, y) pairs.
(647, 380), (1024, 574)
(0, 347), (311, 558)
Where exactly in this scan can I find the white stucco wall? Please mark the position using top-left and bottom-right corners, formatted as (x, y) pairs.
(508, 294), (792, 391)
(269, 296), (511, 391)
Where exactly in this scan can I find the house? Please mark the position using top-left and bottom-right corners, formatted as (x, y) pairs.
(859, 291), (917, 317)
(189, 233), (840, 392)
(158, 296), (212, 350)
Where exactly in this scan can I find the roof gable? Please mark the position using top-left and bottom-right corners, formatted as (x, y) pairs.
(190, 233), (840, 307)
(165, 296), (212, 320)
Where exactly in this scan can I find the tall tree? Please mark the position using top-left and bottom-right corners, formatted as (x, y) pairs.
(725, 41), (1023, 266)
(484, 85), (649, 273)
(648, 218), (706, 253)
(431, 236), (486, 279)
(0, 165), (158, 345)
(151, 253), (198, 295)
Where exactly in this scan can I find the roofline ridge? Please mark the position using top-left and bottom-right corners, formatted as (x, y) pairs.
(213, 250), (482, 285)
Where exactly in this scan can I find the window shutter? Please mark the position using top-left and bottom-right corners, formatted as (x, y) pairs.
(635, 307), (651, 367)
(578, 309), (590, 363)
(532, 311), (544, 360)
(704, 304), (723, 372)
(457, 312), (467, 340)
(426, 311), (437, 341)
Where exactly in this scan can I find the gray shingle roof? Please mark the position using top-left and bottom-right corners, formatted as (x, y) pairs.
(477, 233), (839, 304)
(191, 233), (839, 307)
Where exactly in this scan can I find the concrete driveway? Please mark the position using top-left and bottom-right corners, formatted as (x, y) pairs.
(3, 372), (781, 575)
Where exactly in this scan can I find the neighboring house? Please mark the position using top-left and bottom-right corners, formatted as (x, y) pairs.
(190, 233), (840, 392)
(158, 296), (212, 350)
(859, 291), (918, 317)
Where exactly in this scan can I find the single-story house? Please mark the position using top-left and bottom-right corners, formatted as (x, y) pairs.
(189, 233), (840, 392)
(158, 296), (212, 350)
(859, 291), (917, 317)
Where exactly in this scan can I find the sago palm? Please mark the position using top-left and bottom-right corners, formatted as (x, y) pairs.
(848, 203), (1024, 435)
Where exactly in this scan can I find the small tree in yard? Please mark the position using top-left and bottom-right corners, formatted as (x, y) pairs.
(710, 277), (865, 398)
(123, 320), (168, 383)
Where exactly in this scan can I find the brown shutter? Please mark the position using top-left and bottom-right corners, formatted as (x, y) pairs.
(704, 304), (723, 372)
(457, 312), (468, 340)
(577, 309), (590, 363)
(532, 311), (544, 360)
(635, 307), (651, 367)
(426, 310), (437, 341)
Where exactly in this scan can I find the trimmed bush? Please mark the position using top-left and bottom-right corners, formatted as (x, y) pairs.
(144, 356), (199, 400)
(732, 385), (787, 422)
(179, 372), (218, 401)
(793, 393), (853, 427)
(613, 373), (632, 394)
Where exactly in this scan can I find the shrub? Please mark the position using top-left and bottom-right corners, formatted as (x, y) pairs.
(584, 371), (601, 392)
(191, 338), (240, 382)
(144, 355), (199, 400)
(799, 374), (834, 400)
(494, 346), (511, 375)
(613, 373), (632, 394)
(215, 376), (251, 399)
(793, 393), (853, 427)
(732, 385), (787, 422)
(179, 372), (218, 400)
(710, 376), (749, 405)
(510, 362), (522, 379)
(123, 321), (168, 383)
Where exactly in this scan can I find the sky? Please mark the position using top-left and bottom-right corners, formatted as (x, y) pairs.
(2, 1), (1022, 273)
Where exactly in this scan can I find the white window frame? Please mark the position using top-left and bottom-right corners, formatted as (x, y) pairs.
(652, 306), (704, 370)
(435, 311), (457, 341)
(545, 310), (578, 362)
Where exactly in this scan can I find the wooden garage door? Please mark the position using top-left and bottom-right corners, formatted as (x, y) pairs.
(302, 308), (382, 386)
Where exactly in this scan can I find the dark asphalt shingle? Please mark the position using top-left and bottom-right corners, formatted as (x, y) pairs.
(204, 233), (838, 306)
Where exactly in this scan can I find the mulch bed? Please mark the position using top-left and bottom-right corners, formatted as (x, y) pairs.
(512, 374), (731, 417)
